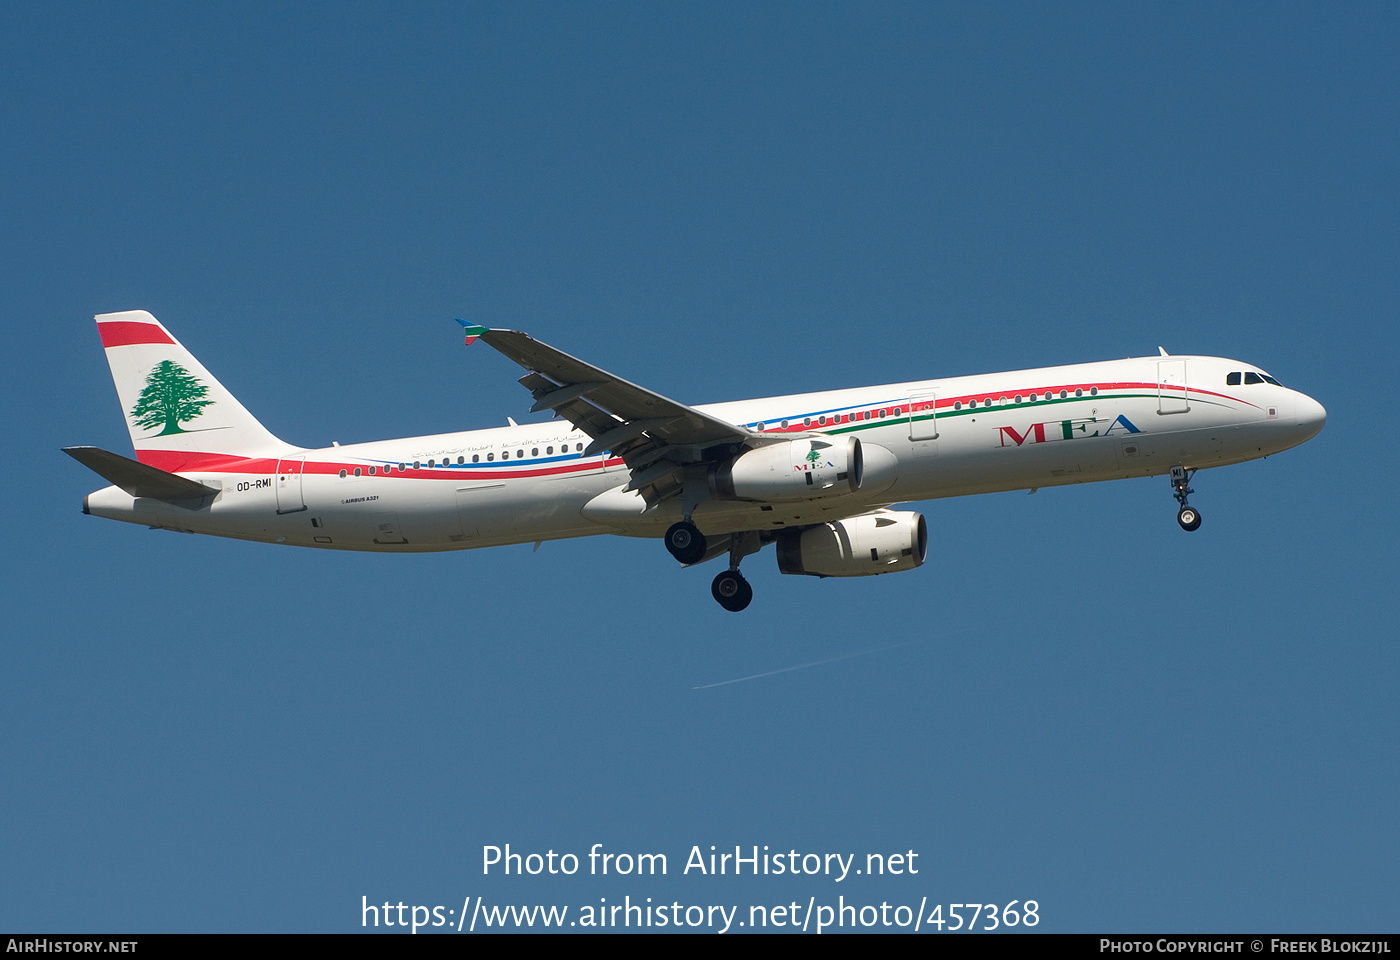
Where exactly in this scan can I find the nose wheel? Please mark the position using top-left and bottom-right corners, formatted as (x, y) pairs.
(1170, 466), (1202, 532)
(711, 570), (753, 612)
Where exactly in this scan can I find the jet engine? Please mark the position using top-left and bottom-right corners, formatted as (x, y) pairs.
(776, 510), (928, 577)
(710, 436), (861, 503)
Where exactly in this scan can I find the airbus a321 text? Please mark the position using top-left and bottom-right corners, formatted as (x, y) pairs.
(69, 311), (1326, 611)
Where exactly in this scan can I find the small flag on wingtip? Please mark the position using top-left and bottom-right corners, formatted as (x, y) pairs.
(455, 318), (488, 346)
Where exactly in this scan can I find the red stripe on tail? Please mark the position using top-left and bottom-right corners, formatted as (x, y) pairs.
(98, 321), (176, 348)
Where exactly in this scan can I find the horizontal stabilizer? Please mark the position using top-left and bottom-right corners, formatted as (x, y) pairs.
(64, 446), (220, 501)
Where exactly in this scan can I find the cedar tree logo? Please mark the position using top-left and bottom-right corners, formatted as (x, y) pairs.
(130, 360), (215, 435)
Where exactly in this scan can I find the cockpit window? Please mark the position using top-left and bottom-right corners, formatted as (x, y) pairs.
(1230, 370), (1285, 387)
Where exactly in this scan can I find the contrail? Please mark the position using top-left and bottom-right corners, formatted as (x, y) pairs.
(692, 639), (922, 690)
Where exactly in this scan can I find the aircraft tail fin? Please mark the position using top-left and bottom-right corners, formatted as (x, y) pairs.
(95, 310), (291, 466)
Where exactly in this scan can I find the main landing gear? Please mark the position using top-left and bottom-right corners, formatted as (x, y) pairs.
(665, 520), (758, 611)
(710, 531), (761, 612)
(711, 569), (753, 613)
(1171, 465), (1202, 532)
(664, 520), (707, 564)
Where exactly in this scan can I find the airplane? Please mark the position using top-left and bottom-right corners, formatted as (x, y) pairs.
(68, 310), (1326, 611)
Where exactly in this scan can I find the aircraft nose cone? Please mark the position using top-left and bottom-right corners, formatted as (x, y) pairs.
(1295, 392), (1327, 441)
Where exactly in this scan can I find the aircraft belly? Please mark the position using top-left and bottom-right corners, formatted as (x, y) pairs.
(895, 429), (1119, 499)
(581, 483), (900, 539)
(459, 472), (617, 542)
(238, 472), (622, 550)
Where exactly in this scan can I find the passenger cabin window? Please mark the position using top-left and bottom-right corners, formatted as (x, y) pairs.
(472, 455), (480, 463)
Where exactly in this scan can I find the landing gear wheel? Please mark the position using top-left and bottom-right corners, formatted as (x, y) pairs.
(665, 520), (707, 564)
(711, 570), (753, 612)
(1169, 466), (1201, 532)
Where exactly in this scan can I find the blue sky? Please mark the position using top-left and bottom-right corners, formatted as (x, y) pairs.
(2, 2), (1396, 932)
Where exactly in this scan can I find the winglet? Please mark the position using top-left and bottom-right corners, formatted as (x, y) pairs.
(455, 319), (488, 346)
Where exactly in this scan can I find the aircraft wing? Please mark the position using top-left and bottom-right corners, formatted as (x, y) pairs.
(461, 323), (769, 501)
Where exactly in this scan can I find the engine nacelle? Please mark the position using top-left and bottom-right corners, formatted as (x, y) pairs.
(711, 436), (862, 503)
(776, 510), (928, 578)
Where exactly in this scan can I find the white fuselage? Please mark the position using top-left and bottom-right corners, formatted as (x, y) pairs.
(84, 354), (1326, 551)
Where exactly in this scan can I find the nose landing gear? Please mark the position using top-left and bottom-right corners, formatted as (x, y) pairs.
(1171, 465), (1202, 532)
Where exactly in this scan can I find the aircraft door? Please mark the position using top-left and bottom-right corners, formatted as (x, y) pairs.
(908, 391), (939, 448)
(1157, 361), (1189, 415)
(275, 457), (306, 514)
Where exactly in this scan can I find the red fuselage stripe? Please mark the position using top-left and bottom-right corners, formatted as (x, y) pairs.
(136, 449), (629, 478)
